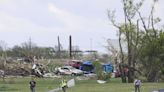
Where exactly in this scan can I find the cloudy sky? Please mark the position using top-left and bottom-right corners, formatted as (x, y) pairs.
(0, 0), (164, 53)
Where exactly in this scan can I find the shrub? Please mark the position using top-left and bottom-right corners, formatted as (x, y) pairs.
(93, 60), (111, 81)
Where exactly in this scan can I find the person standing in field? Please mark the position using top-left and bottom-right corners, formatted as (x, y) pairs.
(134, 78), (141, 92)
(29, 77), (36, 92)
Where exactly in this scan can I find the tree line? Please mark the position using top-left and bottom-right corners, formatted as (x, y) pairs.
(0, 39), (83, 61)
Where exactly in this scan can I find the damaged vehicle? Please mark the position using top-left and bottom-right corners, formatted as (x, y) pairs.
(55, 66), (83, 76)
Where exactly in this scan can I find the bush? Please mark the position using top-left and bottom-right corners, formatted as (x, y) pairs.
(93, 60), (111, 81)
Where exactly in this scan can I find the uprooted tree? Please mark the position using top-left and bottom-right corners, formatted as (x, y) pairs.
(108, 0), (164, 82)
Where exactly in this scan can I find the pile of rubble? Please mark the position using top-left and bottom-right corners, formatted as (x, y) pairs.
(0, 63), (31, 76)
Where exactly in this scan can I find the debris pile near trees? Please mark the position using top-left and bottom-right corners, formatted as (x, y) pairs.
(0, 59), (58, 78)
(2, 63), (31, 76)
(0, 70), (4, 77)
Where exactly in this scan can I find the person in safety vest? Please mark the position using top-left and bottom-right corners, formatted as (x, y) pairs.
(60, 78), (68, 92)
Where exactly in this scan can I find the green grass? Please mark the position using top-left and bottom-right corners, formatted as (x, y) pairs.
(0, 77), (60, 92)
(0, 77), (164, 92)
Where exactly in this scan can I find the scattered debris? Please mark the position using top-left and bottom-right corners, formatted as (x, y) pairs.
(75, 74), (97, 80)
(97, 80), (106, 84)
(84, 73), (97, 79)
(151, 89), (164, 92)
(43, 73), (61, 78)
(159, 89), (164, 92)
(0, 70), (4, 76)
(48, 87), (61, 92)
(75, 76), (89, 80)
(31, 63), (44, 77)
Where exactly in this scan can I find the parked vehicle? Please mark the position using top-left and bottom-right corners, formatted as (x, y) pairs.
(80, 61), (94, 74)
(56, 66), (83, 75)
(102, 63), (113, 73)
(113, 69), (121, 78)
(67, 60), (82, 69)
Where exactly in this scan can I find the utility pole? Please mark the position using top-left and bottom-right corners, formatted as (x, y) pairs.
(69, 35), (72, 59)
(57, 36), (61, 58)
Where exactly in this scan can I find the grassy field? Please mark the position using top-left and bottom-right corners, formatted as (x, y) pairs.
(0, 77), (164, 92)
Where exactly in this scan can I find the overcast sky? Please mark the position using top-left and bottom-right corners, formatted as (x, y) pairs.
(0, 0), (164, 53)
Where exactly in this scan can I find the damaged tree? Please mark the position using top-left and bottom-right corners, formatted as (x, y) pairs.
(108, 0), (143, 82)
(108, 0), (161, 82)
(0, 41), (7, 82)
